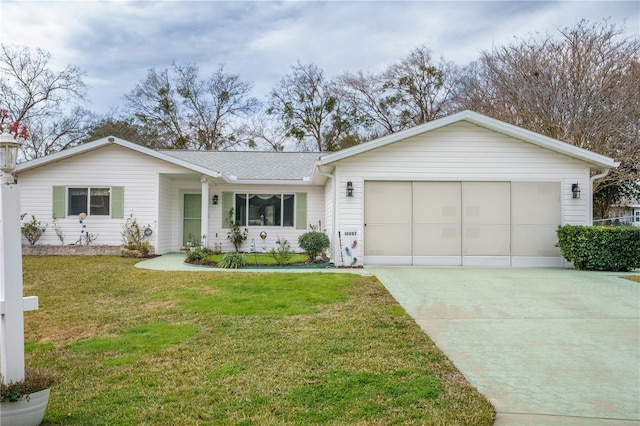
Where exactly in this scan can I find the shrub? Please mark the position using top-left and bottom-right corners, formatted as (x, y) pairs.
(298, 231), (330, 262)
(185, 247), (216, 262)
(226, 208), (248, 252)
(217, 252), (247, 269)
(556, 225), (640, 272)
(269, 237), (293, 265)
(121, 214), (151, 256)
(21, 215), (47, 245)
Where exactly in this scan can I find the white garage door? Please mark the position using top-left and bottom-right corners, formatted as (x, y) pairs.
(364, 181), (561, 266)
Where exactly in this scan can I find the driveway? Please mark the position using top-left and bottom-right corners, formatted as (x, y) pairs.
(369, 267), (640, 425)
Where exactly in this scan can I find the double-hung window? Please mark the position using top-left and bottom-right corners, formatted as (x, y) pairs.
(68, 187), (111, 216)
(235, 194), (295, 227)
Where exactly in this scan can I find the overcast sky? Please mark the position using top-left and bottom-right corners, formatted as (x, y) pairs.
(1, 1), (638, 115)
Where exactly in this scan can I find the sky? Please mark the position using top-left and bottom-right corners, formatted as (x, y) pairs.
(1, 1), (638, 115)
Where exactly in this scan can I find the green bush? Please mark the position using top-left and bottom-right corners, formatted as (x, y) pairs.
(185, 247), (216, 262)
(226, 208), (248, 252)
(217, 252), (247, 269)
(269, 237), (294, 265)
(556, 225), (640, 272)
(298, 231), (330, 262)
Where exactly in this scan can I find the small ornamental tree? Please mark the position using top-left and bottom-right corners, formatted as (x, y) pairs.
(298, 230), (330, 262)
(226, 208), (248, 252)
(121, 214), (151, 256)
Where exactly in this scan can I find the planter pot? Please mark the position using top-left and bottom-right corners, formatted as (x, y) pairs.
(0, 388), (50, 426)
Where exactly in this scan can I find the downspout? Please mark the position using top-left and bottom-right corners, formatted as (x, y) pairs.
(315, 166), (336, 264)
(589, 169), (610, 225)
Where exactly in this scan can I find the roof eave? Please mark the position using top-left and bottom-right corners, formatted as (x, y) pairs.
(227, 179), (314, 186)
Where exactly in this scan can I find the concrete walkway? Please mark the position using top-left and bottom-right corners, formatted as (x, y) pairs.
(369, 267), (640, 425)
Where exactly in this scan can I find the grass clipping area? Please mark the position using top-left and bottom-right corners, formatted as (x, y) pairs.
(23, 256), (494, 425)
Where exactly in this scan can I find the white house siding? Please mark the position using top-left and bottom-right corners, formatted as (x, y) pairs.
(18, 144), (195, 250)
(323, 179), (335, 260)
(157, 174), (173, 254)
(330, 121), (593, 266)
(164, 180), (325, 253)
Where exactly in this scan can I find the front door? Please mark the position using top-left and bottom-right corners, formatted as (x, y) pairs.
(183, 194), (202, 246)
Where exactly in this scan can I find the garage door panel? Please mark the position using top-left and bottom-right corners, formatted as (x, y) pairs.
(364, 182), (411, 224)
(512, 226), (561, 257)
(463, 182), (510, 225)
(413, 224), (461, 256)
(462, 225), (510, 256)
(413, 182), (461, 224)
(364, 224), (412, 256)
(512, 182), (561, 225)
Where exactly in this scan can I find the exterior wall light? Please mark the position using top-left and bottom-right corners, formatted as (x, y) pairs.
(0, 128), (21, 184)
(346, 180), (354, 197)
(212, 194), (219, 205)
(572, 183), (581, 199)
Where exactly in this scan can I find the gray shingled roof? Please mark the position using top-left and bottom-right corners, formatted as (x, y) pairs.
(160, 150), (321, 181)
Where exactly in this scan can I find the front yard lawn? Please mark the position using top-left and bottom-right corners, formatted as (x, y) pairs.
(22, 256), (494, 425)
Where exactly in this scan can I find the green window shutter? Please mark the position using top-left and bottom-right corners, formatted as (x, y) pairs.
(111, 186), (124, 219)
(52, 186), (66, 218)
(296, 192), (307, 230)
(221, 192), (233, 229)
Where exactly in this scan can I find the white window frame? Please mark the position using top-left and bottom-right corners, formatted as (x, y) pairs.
(234, 193), (295, 227)
(68, 187), (111, 216)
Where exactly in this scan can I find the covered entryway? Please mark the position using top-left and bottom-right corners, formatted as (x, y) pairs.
(364, 181), (561, 266)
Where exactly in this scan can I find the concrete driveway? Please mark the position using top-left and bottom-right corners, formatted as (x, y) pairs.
(368, 267), (640, 425)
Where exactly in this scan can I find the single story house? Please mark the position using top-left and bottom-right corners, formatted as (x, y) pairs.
(14, 110), (619, 267)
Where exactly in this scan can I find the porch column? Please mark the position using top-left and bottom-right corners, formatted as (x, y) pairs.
(200, 176), (209, 246)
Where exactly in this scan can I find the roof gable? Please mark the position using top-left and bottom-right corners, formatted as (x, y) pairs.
(318, 110), (619, 170)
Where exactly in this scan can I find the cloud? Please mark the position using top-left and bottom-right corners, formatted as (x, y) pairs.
(1, 0), (637, 114)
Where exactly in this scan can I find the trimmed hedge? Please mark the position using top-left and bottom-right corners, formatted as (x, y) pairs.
(556, 225), (640, 272)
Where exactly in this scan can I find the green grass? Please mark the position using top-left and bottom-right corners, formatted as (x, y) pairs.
(22, 256), (494, 425)
(177, 274), (351, 315)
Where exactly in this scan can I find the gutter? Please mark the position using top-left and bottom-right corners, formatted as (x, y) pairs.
(589, 169), (610, 225)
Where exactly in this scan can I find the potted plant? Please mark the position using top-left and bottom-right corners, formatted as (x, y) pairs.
(1, 368), (57, 426)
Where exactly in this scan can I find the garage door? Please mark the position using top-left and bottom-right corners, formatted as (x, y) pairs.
(364, 181), (561, 266)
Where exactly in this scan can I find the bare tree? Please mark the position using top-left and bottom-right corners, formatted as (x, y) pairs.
(124, 64), (258, 150)
(244, 112), (288, 151)
(174, 64), (259, 150)
(0, 44), (91, 159)
(383, 45), (458, 127)
(335, 71), (398, 138)
(337, 46), (458, 140)
(456, 20), (640, 217)
(124, 68), (189, 149)
(267, 62), (354, 152)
